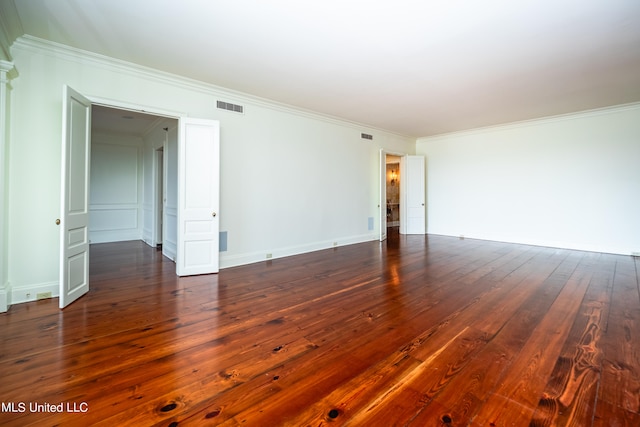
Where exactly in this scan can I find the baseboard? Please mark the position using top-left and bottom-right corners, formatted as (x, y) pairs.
(10, 281), (59, 305)
(428, 231), (634, 256)
(220, 233), (378, 269)
(89, 233), (142, 244)
(4, 234), (380, 309)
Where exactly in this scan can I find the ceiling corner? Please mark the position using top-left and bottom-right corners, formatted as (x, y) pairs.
(0, 0), (24, 61)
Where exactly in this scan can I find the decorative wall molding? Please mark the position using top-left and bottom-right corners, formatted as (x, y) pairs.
(142, 204), (154, 246)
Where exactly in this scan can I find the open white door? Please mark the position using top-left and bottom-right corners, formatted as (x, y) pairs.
(405, 155), (426, 234)
(163, 126), (178, 261)
(59, 85), (92, 308)
(379, 149), (387, 241)
(176, 118), (220, 276)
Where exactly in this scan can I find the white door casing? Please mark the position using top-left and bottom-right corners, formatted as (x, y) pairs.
(59, 85), (92, 308)
(176, 117), (220, 276)
(405, 155), (426, 235)
(379, 149), (387, 241)
(154, 147), (164, 246)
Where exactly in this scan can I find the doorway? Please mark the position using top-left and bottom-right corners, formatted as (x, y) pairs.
(60, 86), (221, 307)
(90, 104), (178, 260)
(385, 155), (402, 229)
(379, 150), (405, 241)
(379, 150), (426, 241)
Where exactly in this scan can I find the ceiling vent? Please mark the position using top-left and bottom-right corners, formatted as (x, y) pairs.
(217, 100), (244, 114)
(361, 133), (373, 140)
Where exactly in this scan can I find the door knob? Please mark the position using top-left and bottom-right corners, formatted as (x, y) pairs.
(212, 212), (217, 217)
(56, 219), (61, 225)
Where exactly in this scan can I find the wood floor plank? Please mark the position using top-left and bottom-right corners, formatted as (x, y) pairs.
(403, 250), (585, 426)
(470, 251), (595, 426)
(597, 255), (640, 417)
(343, 326), (489, 426)
(528, 253), (614, 426)
(593, 399), (640, 427)
(154, 241), (536, 426)
(182, 246), (555, 426)
(1, 233), (638, 426)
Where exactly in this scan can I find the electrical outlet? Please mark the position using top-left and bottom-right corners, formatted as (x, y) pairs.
(37, 292), (52, 300)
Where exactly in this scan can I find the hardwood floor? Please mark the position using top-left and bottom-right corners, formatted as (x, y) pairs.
(1, 230), (639, 426)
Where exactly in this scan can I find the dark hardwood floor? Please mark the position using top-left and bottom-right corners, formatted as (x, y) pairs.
(1, 229), (639, 426)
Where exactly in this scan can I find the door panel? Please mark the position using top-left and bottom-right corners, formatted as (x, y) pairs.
(405, 155), (426, 234)
(163, 127), (177, 261)
(176, 118), (220, 276)
(60, 85), (92, 308)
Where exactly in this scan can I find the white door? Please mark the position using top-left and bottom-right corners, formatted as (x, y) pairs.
(163, 127), (177, 261)
(176, 118), (220, 276)
(379, 149), (387, 241)
(59, 85), (92, 308)
(405, 155), (426, 234)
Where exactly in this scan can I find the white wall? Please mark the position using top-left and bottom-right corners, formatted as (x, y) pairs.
(90, 132), (144, 243)
(416, 104), (640, 255)
(4, 37), (414, 305)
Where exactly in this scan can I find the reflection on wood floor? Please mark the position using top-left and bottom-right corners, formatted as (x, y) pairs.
(1, 230), (639, 426)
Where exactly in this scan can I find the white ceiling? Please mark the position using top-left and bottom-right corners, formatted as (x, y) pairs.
(3, 0), (640, 137)
(91, 105), (172, 136)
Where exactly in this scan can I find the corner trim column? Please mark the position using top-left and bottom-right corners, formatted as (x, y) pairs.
(0, 59), (15, 312)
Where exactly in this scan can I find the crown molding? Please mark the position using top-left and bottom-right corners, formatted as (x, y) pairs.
(417, 101), (640, 143)
(11, 35), (413, 140)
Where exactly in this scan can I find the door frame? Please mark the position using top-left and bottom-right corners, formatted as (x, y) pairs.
(379, 149), (387, 241)
(90, 98), (221, 274)
(379, 149), (408, 240)
(60, 93), (221, 306)
(89, 97), (183, 257)
(154, 146), (165, 247)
